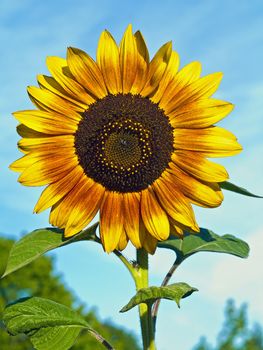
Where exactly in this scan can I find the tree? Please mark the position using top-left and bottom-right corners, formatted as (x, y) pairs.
(0, 235), (141, 350)
(193, 299), (263, 350)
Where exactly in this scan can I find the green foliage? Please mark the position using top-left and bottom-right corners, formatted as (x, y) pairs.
(219, 181), (262, 198)
(158, 228), (249, 261)
(2, 224), (98, 278)
(193, 300), (263, 350)
(0, 235), (140, 350)
(3, 297), (90, 350)
(120, 283), (197, 312)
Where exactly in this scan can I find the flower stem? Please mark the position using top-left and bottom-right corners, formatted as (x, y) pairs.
(113, 248), (156, 349)
(135, 249), (156, 350)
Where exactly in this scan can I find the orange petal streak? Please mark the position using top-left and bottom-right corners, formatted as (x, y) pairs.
(168, 164), (224, 208)
(141, 188), (170, 240)
(65, 182), (104, 237)
(140, 42), (172, 97)
(119, 24), (138, 93)
(67, 47), (107, 99)
(50, 175), (94, 229)
(34, 165), (84, 213)
(172, 151), (229, 183)
(130, 31), (149, 94)
(97, 30), (122, 94)
(153, 175), (199, 231)
(100, 192), (124, 253)
(123, 192), (143, 249)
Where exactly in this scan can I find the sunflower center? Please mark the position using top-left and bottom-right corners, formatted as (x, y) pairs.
(105, 131), (141, 168)
(74, 93), (174, 192)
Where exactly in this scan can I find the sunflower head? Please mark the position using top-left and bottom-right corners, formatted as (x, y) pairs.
(10, 24), (242, 253)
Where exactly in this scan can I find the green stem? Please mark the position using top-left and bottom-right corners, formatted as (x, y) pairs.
(135, 249), (156, 350)
(114, 248), (156, 350)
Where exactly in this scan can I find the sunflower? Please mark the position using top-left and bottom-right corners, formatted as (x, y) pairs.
(10, 25), (242, 253)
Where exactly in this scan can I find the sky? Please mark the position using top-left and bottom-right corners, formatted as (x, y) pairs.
(0, 0), (263, 349)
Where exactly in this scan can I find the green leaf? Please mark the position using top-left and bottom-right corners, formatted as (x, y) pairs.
(2, 297), (91, 350)
(120, 283), (197, 312)
(220, 181), (262, 198)
(1, 223), (99, 278)
(158, 228), (249, 260)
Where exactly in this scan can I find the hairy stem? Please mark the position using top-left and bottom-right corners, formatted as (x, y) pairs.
(88, 329), (115, 350)
(136, 249), (156, 350)
(114, 248), (156, 349)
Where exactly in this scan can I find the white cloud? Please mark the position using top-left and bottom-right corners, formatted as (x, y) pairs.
(207, 227), (263, 318)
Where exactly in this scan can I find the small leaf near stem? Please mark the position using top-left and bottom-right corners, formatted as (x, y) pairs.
(121, 283), (197, 313)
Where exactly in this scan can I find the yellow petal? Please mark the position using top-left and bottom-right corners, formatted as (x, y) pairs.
(18, 135), (74, 153)
(159, 61), (201, 111)
(67, 47), (107, 99)
(139, 219), (158, 254)
(142, 233), (158, 254)
(119, 24), (138, 93)
(168, 163), (224, 208)
(17, 124), (48, 139)
(153, 174), (198, 231)
(18, 155), (78, 186)
(169, 220), (184, 237)
(46, 56), (95, 105)
(140, 41), (172, 97)
(123, 192), (143, 249)
(97, 30), (122, 94)
(34, 165), (84, 213)
(151, 50), (180, 103)
(100, 191), (124, 253)
(49, 174), (91, 228)
(169, 99), (234, 128)
(65, 181), (104, 237)
(141, 187), (170, 240)
(130, 31), (149, 94)
(169, 215), (199, 236)
(28, 86), (83, 119)
(13, 110), (77, 135)
(38, 74), (88, 110)
(117, 232), (129, 251)
(174, 126), (242, 157)
(172, 151), (229, 182)
(10, 153), (40, 172)
(165, 72), (223, 114)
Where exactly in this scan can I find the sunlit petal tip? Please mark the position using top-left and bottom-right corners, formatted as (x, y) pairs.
(124, 23), (133, 33)
(12, 110), (22, 118)
(229, 102), (234, 112)
(9, 160), (21, 172)
(215, 71), (223, 80)
(27, 86), (34, 94)
(189, 61), (202, 74)
(97, 28), (122, 94)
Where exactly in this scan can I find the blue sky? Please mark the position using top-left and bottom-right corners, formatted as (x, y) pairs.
(0, 0), (263, 349)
